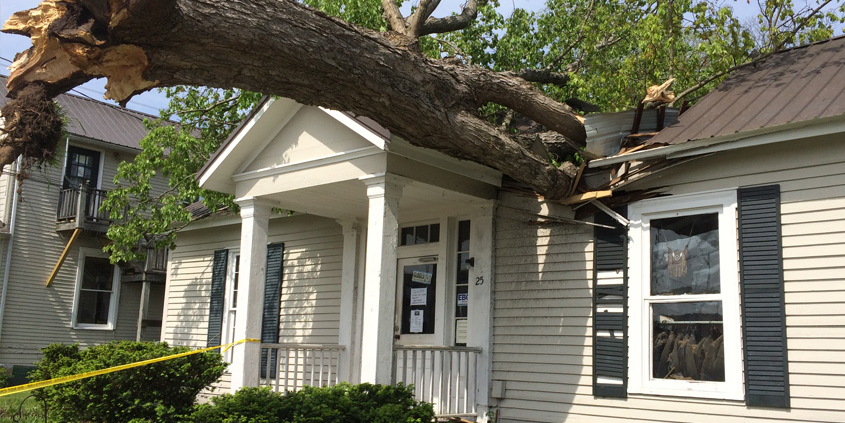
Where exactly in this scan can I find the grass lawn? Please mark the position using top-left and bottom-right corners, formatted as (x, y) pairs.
(0, 391), (48, 422)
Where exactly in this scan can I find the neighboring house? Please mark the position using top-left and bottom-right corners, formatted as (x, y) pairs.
(0, 75), (168, 380)
(162, 35), (845, 422)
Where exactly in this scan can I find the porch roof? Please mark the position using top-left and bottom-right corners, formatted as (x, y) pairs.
(197, 97), (502, 220)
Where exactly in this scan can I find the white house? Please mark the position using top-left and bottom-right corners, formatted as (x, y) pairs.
(162, 35), (845, 422)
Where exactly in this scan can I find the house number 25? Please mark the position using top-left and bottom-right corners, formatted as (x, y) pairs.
(475, 276), (484, 285)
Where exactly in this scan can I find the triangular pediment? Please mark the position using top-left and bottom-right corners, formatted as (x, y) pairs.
(241, 106), (377, 173)
(198, 98), (389, 195)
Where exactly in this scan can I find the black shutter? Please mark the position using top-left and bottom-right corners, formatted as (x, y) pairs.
(207, 249), (228, 349)
(738, 185), (790, 408)
(592, 208), (628, 398)
(260, 243), (284, 378)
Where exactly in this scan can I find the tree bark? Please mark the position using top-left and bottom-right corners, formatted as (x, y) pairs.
(2, 0), (585, 199)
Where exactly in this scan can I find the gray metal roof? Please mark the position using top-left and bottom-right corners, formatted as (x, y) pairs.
(647, 35), (845, 146)
(1, 75), (156, 150)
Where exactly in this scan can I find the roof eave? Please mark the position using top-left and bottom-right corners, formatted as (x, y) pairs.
(588, 114), (845, 169)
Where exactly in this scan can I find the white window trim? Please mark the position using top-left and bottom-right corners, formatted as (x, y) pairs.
(71, 248), (121, 330)
(628, 190), (743, 400)
(222, 250), (240, 364)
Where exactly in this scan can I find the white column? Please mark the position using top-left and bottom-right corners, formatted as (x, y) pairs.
(359, 176), (404, 384)
(469, 202), (495, 422)
(230, 197), (273, 392)
(337, 219), (363, 383)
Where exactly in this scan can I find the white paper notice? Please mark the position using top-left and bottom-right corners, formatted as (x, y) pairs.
(410, 288), (427, 306)
(410, 310), (424, 333)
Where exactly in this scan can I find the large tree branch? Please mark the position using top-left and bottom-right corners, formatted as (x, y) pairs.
(407, 0), (441, 37)
(3, 0), (584, 199)
(418, 0), (487, 36)
(380, 0), (407, 34)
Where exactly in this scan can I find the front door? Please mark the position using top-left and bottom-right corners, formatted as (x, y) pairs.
(395, 257), (440, 345)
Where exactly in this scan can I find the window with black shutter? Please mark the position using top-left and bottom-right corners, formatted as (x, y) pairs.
(620, 188), (790, 407)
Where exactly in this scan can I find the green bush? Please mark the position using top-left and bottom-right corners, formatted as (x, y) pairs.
(189, 383), (435, 423)
(30, 341), (225, 423)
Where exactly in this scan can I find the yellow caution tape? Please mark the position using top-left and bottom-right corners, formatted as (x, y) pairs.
(0, 338), (260, 397)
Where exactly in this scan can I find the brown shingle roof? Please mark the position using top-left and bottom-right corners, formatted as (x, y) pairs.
(1, 75), (157, 150)
(646, 35), (845, 146)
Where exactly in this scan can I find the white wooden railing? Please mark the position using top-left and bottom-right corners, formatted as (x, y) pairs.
(259, 343), (345, 392)
(393, 345), (482, 418)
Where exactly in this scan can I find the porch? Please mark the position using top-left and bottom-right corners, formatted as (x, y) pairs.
(257, 343), (482, 418)
(194, 98), (501, 421)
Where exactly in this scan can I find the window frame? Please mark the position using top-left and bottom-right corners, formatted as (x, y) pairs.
(628, 190), (743, 400)
(63, 144), (104, 190)
(71, 248), (121, 330)
(221, 250), (240, 364)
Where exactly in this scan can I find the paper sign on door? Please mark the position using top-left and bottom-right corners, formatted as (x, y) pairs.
(410, 310), (424, 333)
(410, 288), (427, 306)
(411, 271), (432, 284)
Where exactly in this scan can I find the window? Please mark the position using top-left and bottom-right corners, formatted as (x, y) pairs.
(400, 223), (440, 246)
(454, 220), (470, 345)
(628, 191), (742, 400)
(73, 249), (120, 329)
(222, 253), (240, 363)
(64, 146), (101, 189)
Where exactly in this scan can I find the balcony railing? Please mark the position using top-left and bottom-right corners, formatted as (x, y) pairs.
(56, 185), (110, 232)
(393, 345), (482, 418)
(259, 343), (345, 393)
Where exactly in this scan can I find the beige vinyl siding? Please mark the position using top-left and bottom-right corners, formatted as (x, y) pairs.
(0, 142), (146, 365)
(491, 133), (845, 423)
(163, 214), (344, 393)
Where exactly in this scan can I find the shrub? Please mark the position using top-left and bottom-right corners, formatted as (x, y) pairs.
(189, 383), (435, 423)
(29, 341), (225, 423)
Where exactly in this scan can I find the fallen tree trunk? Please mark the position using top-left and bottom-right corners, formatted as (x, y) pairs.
(3, 0), (585, 199)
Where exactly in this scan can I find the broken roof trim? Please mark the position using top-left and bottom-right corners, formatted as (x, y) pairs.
(589, 113), (845, 169)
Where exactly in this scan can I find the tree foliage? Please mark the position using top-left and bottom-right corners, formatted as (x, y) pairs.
(75, 0), (844, 261)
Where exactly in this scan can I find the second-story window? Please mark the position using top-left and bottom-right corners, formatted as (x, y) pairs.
(64, 146), (101, 189)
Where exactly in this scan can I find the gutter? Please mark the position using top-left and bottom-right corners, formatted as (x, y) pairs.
(588, 115), (845, 169)
(0, 158), (21, 346)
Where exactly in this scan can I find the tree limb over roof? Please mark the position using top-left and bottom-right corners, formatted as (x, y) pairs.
(2, 0), (585, 200)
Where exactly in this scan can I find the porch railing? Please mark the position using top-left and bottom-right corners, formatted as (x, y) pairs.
(56, 185), (110, 225)
(259, 343), (345, 393)
(393, 345), (482, 418)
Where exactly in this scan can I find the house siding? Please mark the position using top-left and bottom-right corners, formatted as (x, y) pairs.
(491, 133), (845, 422)
(0, 141), (147, 366)
(162, 214), (344, 393)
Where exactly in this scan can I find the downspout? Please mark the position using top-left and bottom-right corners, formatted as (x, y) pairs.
(0, 157), (22, 345)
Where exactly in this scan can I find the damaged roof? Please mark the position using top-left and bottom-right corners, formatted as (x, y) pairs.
(646, 35), (845, 146)
(1, 74), (156, 150)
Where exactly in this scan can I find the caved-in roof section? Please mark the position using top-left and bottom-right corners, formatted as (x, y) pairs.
(647, 35), (845, 146)
(1, 75), (157, 150)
